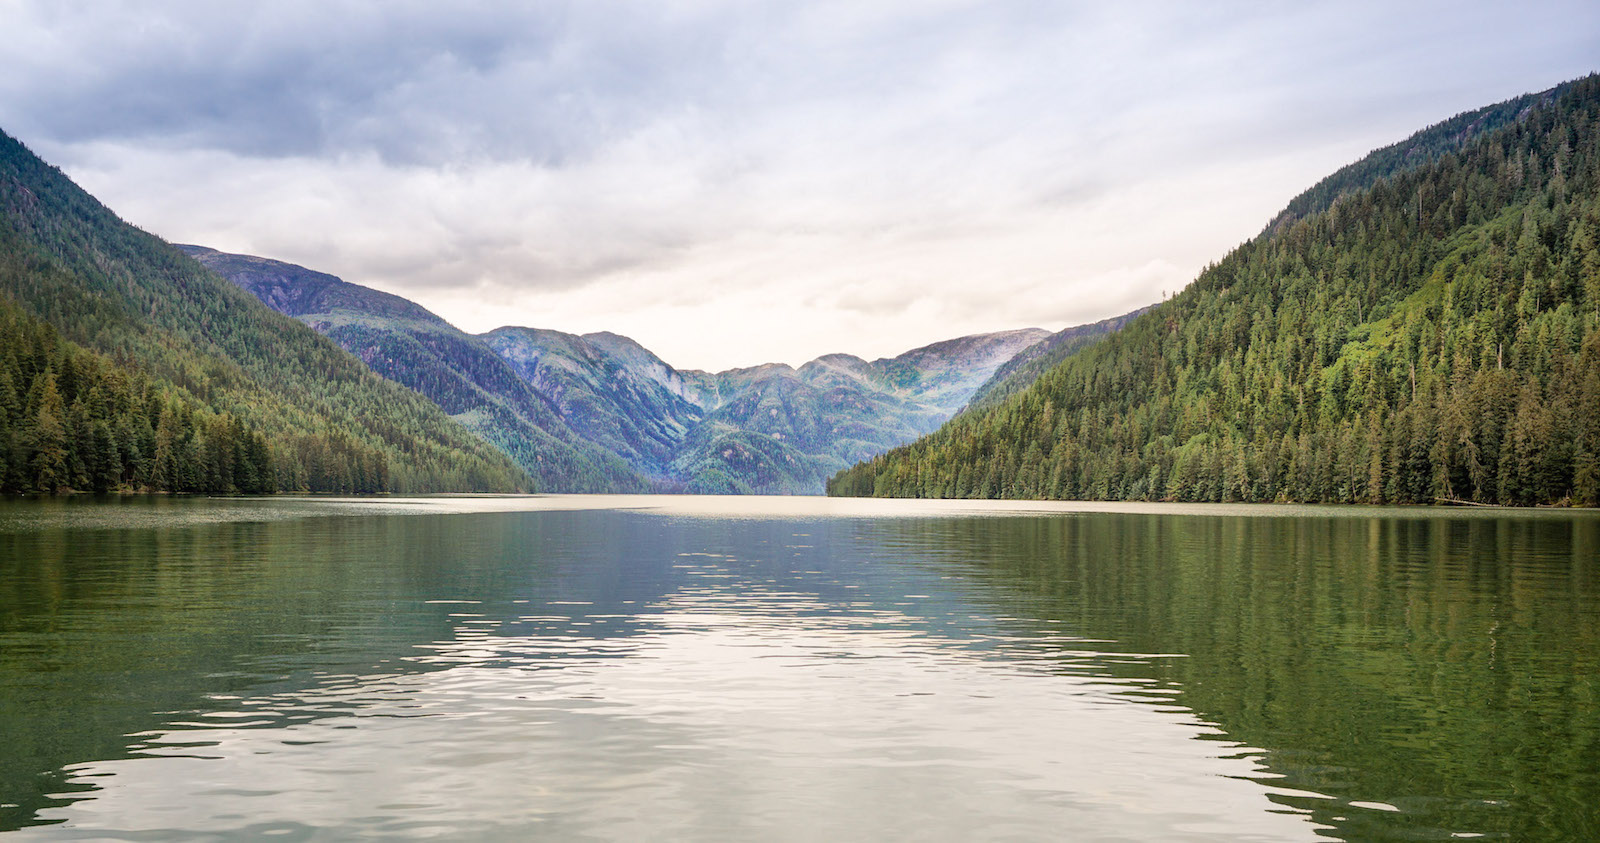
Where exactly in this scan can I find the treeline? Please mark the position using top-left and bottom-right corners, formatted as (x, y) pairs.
(0, 303), (274, 494)
(831, 75), (1600, 507)
(0, 302), (427, 494)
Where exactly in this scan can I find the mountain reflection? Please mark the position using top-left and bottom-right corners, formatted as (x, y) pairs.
(857, 513), (1600, 841)
(2, 499), (1596, 840)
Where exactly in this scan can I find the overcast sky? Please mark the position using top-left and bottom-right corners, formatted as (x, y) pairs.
(2, 1), (1596, 370)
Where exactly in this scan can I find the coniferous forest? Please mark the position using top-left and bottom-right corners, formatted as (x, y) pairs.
(0, 303), (278, 494)
(0, 129), (529, 494)
(830, 76), (1600, 507)
(6, 71), (1600, 504)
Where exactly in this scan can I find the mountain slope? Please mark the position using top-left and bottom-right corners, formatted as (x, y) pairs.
(1270, 84), (1567, 230)
(482, 326), (702, 480)
(0, 129), (527, 493)
(801, 329), (1053, 412)
(484, 325), (1048, 494)
(962, 308), (1151, 412)
(186, 245), (1062, 494)
(667, 329), (1051, 493)
(180, 246), (647, 493)
(830, 75), (1600, 506)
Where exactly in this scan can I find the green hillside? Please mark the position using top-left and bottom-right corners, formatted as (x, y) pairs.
(187, 244), (1058, 495)
(0, 129), (528, 493)
(487, 327), (1049, 494)
(182, 247), (647, 493)
(962, 308), (1150, 413)
(830, 75), (1600, 507)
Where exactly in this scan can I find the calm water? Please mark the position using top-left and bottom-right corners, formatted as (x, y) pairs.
(1, 496), (1596, 841)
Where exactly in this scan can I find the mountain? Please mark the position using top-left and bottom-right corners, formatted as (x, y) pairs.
(667, 329), (1050, 493)
(0, 128), (528, 494)
(179, 246), (647, 493)
(830, 75), (1600, 507)
(962, 307), (1153, 412)
(189, 246), (1061, 493)
(487, 326), (1055, 493)
(479, 326), (702, 483)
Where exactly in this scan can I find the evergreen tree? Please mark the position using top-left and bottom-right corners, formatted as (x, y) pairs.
(830, 75), (1600, 508)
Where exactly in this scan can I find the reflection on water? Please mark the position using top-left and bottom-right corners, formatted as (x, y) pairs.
(1, 497), (1596, 840)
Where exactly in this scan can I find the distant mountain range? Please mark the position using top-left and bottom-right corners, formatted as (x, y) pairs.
(175, 246), (645, 493)
(961, 306), (1154, 413)
(0, 108), (1135, 498)
(184, 246), (1108, 493)
(15, 71), (1592, 504)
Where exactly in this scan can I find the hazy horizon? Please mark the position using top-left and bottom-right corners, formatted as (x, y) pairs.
(2, 1), (1596, 369)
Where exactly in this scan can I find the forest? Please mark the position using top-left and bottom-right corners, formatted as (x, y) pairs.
(0, 303), (277, 494)
(0, 128), (529, 494)
(830, 76), (1600, 507)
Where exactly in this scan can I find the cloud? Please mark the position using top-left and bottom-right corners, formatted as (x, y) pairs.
(2, 0), (1597, 369)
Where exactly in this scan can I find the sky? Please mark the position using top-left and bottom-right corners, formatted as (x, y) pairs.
(1, 1), (1596, 371)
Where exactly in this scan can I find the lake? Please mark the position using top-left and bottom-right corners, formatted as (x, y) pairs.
(1, 495), (1596, 840)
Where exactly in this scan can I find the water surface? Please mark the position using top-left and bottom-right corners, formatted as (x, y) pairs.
(1, 496), (1596, 840)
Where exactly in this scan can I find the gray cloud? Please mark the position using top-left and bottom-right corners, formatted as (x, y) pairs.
(2, 0), (1597, 369)
(4, 1), (755, 164)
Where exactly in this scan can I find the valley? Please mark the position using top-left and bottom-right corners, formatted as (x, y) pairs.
(186, 246), (1079, 493)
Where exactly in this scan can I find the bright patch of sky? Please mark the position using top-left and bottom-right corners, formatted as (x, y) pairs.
(1, 1), (1595, 369)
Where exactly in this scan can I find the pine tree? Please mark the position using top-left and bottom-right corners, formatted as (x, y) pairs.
(29, 372), (68, 493)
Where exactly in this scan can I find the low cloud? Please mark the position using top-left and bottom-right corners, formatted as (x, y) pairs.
(2, 0), (1597, 369)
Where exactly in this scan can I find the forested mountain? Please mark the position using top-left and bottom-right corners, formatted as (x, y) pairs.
(830, 75), (1600, 507)
(181, 247), (648, 493)
(0, 129), (528, 494)
(485, 327), (1054, 493)
(667, 329), (1051, 493)
(0, 302), (273, 494)
(488, 326), (1051, 493)
(963, 308), (1152, 412)
(189, 246), (1063, 493)
(483, 327), (704, 483)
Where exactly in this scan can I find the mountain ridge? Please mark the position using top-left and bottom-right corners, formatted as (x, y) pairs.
(188, 246), (1108, 493)
(177, 245), (650, 493)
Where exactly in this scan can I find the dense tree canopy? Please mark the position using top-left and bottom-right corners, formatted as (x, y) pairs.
(831, 76), (1600, 507)
(0, 303), (276, 494)
(0, 129), (529, 494)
